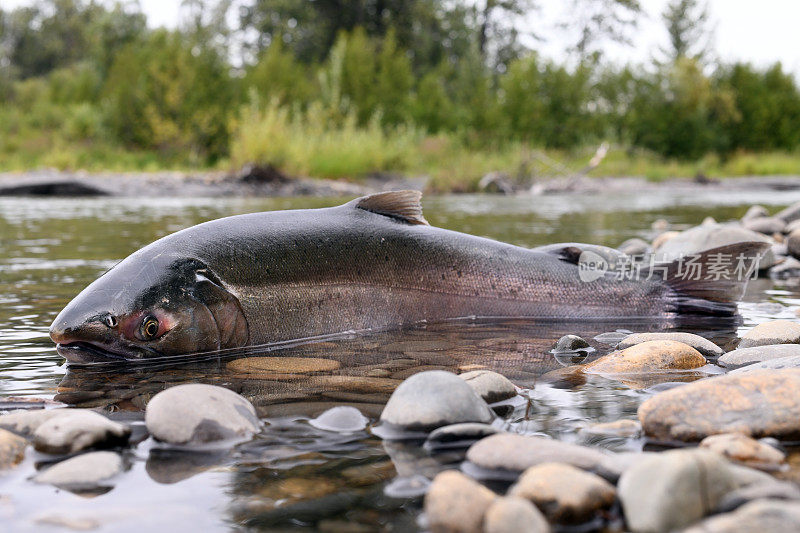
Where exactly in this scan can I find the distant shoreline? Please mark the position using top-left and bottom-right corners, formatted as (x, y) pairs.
(2, 169), (800, 198)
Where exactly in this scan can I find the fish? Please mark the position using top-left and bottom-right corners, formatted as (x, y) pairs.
(50, 191), (768, 364)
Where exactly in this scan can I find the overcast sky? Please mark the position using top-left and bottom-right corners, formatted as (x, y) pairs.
(4, 0), (799, 75)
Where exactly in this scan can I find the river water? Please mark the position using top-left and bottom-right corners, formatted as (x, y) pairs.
(2, 190), (800, 531)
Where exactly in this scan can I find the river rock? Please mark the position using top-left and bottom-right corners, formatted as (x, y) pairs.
(553, 335), (591, 352)
(618, 448), (766, 533)
(145, 384), (260, 445)
(738, 320), (800, 349)
(458, 370), (517, 403)
(656, 223), (775, 268)
(425, 423), (499, 450)
(743, 216), (786, 235)
(716, 481), (800, 513)
(652, 230), (680, 250)
(616, 332), (723, 358)
(719, 343), (800, 368)
(731, 355), (800, 374)
(32, 410), (131, 454)
(509, 462), (616, 524)
(484, 496), (550, 533)
(770, 256), (800, 279)
(581, 419), (642, 438)
(0, 428), (27, 469)
(424, 470), (496, 533)
(685, 499), (800, 533)
(33, 451), (123, 490)
(0, 408), (65, 436)
(700, 433), (786, 468)
(638, 369), (800, 441)
(617, 238), (650, 257)
(788, 229), (800, 260)
(742, 205), (769, 222)
(583, 340), (706, 374)
(309, 406), (369, 433)
(465, 433), (621, 481)
(227, 356), (341, 374)
(777, 201), (800, 224)
(377, 371), (493, 434)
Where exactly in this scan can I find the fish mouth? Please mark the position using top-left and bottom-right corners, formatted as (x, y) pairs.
(56, 341), (145, 365)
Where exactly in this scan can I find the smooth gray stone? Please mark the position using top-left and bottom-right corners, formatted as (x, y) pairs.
(458, 370), (517, 403)
(378, 371), (493, 432)
(34, 451), (123, 489)
(618, 449), (771, 533)
(32, 410), (131, 454)
(731, 355), (800, 374)
(309, 406), (369, 433)
(719, 344), (800, 368)
(656, 223), (776, 269)
(685, 499), (800, 533)
(145, 384), (260, 445)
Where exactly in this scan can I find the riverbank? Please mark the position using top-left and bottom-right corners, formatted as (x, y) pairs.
(3, 168), (800, 198)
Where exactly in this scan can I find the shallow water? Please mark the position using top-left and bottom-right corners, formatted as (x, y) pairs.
(2, 190), (800, 531)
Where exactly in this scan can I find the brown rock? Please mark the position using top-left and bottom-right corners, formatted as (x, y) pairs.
(227, 356), (341, 374)
(308, 375), (400, 394)
(581, 419), (642, 438)
(700, 433), (785, 468)
(616, 332), (723, 358)
(509, 462), (616, 524)
(738, 320), (800, 349)
(583, 340), (706, 374)
(639, 369), (800, 441)
(424, 470), (496, 533)
(0, 428), (27, 469)
(484, 496), (550, 533)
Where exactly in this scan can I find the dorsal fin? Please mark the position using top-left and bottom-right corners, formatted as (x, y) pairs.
(352, 190), (429, 225)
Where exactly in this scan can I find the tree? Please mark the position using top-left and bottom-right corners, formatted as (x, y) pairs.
(659, 0), (714, 64)
(563, 0), (642, 62)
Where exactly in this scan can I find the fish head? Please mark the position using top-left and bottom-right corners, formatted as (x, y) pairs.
(50, 254), (249, 364)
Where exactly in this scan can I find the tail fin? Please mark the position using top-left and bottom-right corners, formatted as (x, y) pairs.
(655, 242), (771, 316)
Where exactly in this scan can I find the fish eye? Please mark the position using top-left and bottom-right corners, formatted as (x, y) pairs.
(139, 316), (160, 341)
(103, 314), (117, 328)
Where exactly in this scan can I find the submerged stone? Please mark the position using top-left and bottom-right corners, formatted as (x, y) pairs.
(376, 371), (493, 435)
(308, 406), (369, 433)
(583, 340), (706, 374)
(227, 356), (341, 374)
(145, 384), (260, 445)
(509, 462), (616, 524)
(638, 369), (800, 441)
(553, 335), (591, 353)
(616, 332), (722, 358)
(458, 370), (517, 403)
(581, 419), (642, 438)
(737, 320), (800, 349)
(424, 423), (499, 450)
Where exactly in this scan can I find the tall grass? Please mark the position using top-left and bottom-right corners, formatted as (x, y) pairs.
(230, 99), (423, 179)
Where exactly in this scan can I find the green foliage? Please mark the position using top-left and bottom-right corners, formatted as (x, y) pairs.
(1, 0), (800, 183)
(230, 98), (422, 179)
(103, 29), (234, 161)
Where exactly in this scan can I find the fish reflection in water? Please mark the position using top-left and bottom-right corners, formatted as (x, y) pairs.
(55, 317), (738, 413)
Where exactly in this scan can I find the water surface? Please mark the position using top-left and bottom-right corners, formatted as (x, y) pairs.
(2, 190), (800, 531)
